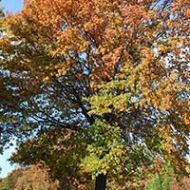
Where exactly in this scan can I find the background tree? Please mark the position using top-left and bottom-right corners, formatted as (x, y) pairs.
(0, 0), (189, 189)
(0, 164), (58, 190)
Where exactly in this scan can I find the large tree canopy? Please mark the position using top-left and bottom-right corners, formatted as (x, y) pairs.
(0, 0), (190, 189)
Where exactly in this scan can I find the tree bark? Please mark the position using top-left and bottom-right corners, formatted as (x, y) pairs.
(95, 173), (107, 190)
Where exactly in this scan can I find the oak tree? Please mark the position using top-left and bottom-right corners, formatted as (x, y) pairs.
(0, 0), (190, 189)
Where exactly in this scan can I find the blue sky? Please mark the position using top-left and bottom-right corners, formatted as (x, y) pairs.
(1, 0), (23, 13)
(0, 0), (23, 178)
(0, 142), (17, 178)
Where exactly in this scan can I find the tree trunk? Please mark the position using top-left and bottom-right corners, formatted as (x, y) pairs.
(95, 173), (107, 190)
